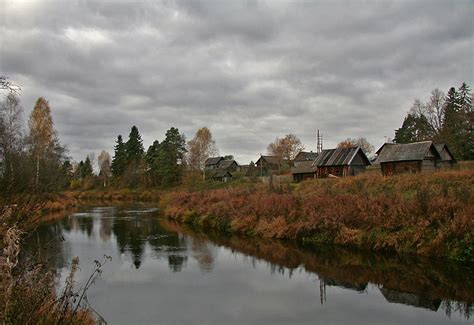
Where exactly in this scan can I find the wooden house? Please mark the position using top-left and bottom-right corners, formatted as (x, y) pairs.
(218, 159), (239, 172)
(293, 151), (318, 166)
(211, 169), (233, 182)
(204, 157), (224, 170)
(374, 141), (441, 176)
(434, 144), (456, 169)
(312, 146), (371, 178)
(255, 155), (291, 176)
(291, 160), (317, 182)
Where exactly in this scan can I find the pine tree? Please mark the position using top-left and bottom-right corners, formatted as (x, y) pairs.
(126, 126), (144, 163)
(146, 140), (161, 186)
(394, 113), (433, 144)
(83, 156), (94, 178)
(111, 135), (126, 177)
(157, 127), (186, 186)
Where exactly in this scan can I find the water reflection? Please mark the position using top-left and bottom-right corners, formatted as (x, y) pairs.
(22, 206), (474, 324)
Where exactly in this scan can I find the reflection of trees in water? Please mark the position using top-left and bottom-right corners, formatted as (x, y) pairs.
(160, 220), (474, 320)
(100, 217), (112, 242)
(21, 222), (68, 271)
(168, 255), (188, 272)
(190, 237), (215, 273)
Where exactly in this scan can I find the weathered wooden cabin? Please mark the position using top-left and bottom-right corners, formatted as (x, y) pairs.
(434, 144), (456, 169)
(211, 169), (233, 182)
(218, 159), (239, 172)
(293, 151), (318, 167)
(204, 157), (224, 170)
(374, 141), (441, 176)
(255, 155), (291, 176)
(291, 160), (318, 182)
(312, 146), (371, 178)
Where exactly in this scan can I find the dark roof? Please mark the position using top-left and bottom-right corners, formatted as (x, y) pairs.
(212, 169), (232, 178)
(256, 155), (291, 166)
(205, 157), (223, 166)
(294, 151), (319, 161)
(434, 144), (456, 162)
(375, 141), (441, 164)
(257, 155), (280, 165)
(313, 146), (371, 167)
(219, 160), (238, 170)
(292, 160), (317, 174)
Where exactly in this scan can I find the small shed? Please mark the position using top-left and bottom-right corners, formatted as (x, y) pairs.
(291, 160), (317, 182)
(211, 169), (233, 182)
(205, 157), (224, 170)
(294, 151), (319, 166)
(374, 141), (441, 176)
(434, 144), (456, 169)
(313, 146), (371, 178)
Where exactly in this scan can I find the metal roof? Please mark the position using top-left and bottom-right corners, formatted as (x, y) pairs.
(312, 146), (370, 167)
(374, 141), (440, 164)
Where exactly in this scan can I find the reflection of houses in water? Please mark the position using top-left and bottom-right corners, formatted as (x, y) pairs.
(321, 277), (368, 292)
(380, 288), (441, 311)
(318, 277), (368, 305)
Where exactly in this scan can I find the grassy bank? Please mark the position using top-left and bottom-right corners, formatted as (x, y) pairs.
(0, 199), (97, 324)
(160, 170), (474, 262)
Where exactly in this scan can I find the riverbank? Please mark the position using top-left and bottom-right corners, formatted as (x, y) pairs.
(0, 198), (96, 324)
(159, 169), (474, 262)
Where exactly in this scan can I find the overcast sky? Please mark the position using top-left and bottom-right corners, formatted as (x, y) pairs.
(1, 0), (472, 164)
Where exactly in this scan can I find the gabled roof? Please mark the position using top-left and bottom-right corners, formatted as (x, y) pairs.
(219, 160), (238, 170)
(256, 155), (281, 165)
(313, 146), (371, 167)
(294, 151), (319, 161)
(434, 144), (457, 162)
(292, 160), (317, 174)
(212, 169), (232, 178)
(375, 141), (441, 164)
(205, 157), (223, 166)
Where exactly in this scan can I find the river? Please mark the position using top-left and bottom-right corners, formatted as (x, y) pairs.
(23, 205), (473, 324)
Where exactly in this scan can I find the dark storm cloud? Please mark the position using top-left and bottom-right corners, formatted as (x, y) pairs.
(0, 0), (472, 163)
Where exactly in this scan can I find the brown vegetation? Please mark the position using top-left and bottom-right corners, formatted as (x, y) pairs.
(0, 203), (101, 324)
(160, 169), (474, 262)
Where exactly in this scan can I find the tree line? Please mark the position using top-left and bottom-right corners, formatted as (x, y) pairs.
(1, 75), (472, 194)
(394, 82), (473, 160)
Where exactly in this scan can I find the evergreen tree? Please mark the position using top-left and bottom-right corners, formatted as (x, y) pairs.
(146, 140), (161, 186)
(111, 135), (126, 177)
(126, 125), (144, 163)
(157, 127), (186, 186)
(83, 156), (94, 178)
(394, 113), (433, 143)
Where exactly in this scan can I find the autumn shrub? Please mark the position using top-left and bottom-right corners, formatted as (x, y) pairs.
(161, 169), (474, 261)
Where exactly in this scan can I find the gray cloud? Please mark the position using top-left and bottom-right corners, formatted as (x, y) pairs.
(1, 0), (472, 164)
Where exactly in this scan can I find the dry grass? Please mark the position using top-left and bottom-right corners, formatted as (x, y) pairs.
(161, 169), (474, 262)
(0, 204), (100, 324)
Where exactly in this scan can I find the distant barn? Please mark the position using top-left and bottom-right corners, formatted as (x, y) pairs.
(375, 141), (442, 176)
(312, 146), (371, 178)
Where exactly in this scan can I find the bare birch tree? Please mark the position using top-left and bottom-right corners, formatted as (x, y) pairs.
(28, 97), (57, 189)
(187, 127), (218, 174)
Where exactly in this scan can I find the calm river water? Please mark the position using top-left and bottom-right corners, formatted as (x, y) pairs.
(24, 205), (473, 325)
